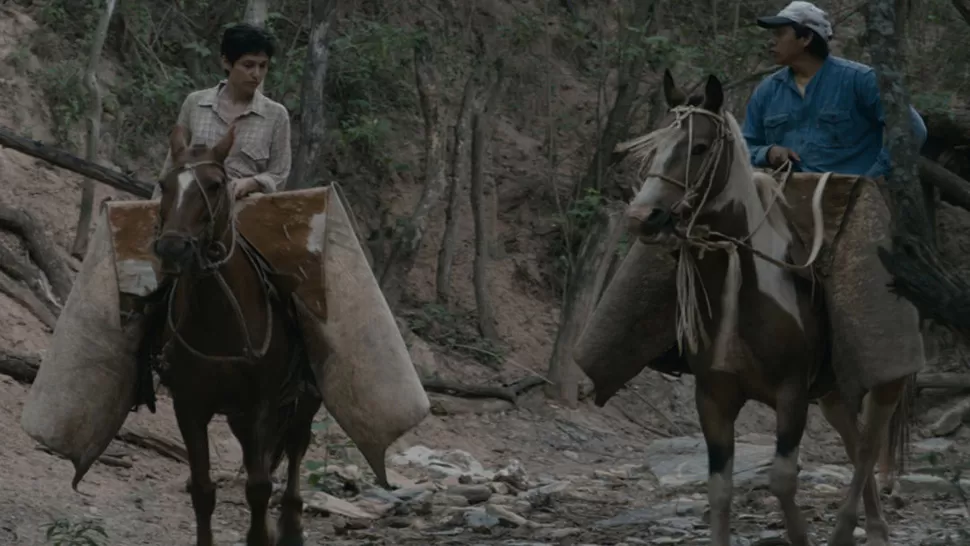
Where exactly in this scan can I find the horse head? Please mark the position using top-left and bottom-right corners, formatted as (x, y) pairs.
(626, 69), (736, 242)
(153, 124), (236, 273)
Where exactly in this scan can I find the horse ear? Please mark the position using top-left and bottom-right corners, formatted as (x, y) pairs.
(663, 69), (687, 107)
(703, 74), (724, 112)
(212, 125), (236, 163)
(170, 124), (189, 159)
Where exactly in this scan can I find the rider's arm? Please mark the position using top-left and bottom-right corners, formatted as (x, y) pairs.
(858, 69), (928, 180)
(742, 83), (773, 167)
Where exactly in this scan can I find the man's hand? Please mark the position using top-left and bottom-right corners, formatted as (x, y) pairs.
(767, 145), (801, 167)
(231, 177), (260, 199)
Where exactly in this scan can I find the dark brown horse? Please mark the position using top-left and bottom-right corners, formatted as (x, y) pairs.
(622, 70), (911, 546)
(139, 125), (322, 546)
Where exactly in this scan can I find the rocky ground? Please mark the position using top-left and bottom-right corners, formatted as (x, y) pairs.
(3, 358), (970, 546)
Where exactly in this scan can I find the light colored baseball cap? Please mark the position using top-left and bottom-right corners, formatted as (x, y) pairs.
(757, 1), (833, 42)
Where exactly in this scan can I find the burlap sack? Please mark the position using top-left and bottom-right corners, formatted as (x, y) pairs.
(20, 210), (142, 488)
(292, 185), (430, 487)
(823, 177), (925, 403)
(573, 239), (682, 406)
(22, 186), (429, 488)
(574, 172), (924, 405)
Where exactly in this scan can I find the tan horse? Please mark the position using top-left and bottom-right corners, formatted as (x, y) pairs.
(137, 125), (323, 546)
(622, 70), (911, 546)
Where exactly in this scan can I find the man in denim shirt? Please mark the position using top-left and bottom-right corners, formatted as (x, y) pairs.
(742, 3), (928, 545)
(742, 1), (927, 181)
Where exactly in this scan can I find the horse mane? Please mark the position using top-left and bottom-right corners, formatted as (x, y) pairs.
(722, 110), (792, 240)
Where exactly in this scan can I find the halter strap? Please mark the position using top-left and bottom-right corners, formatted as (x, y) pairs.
(154, 160), (274, 364)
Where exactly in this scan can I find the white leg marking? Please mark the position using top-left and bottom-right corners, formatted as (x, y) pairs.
(709, 456), (734, 546)
(175, 170), (194, 213)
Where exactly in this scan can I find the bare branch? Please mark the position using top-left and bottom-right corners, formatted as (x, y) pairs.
(289, 0), (337, 190)
(435, 62), (483, 304)
(379, 34), (449, 306)
(70, 0), (117, 258)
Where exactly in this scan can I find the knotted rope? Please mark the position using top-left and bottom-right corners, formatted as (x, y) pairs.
(622, 105), (830, 371)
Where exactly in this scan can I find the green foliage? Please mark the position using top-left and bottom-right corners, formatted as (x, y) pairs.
(326, 18), (425, 161)
(402, 303), (506, 367)
(42, 518), (108, 546)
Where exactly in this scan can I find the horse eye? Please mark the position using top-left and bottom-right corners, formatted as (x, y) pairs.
(691, 144), (708, 155)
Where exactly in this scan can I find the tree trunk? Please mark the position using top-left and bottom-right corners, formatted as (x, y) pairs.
(288, 0), (335, 190)
(545, 204), (626, 406)
(469, 64), (507, 341)
(868, 0), (970, 330)
(577, 0), (656, 194)
(379, 36), (447, 307)
(245, 0), (269, 94)
(70, 0), (117, 259)
(435, 63), (482, 305)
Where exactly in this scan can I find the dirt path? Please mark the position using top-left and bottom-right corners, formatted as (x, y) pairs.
(3, 368), (968, 546)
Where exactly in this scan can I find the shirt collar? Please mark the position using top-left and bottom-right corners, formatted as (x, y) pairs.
(197, 80), (268, 117)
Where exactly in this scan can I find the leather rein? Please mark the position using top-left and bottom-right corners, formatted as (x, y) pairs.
(155, 160), (274, 363)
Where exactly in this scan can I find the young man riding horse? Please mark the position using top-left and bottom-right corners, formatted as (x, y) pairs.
(152, 23), (291, 200)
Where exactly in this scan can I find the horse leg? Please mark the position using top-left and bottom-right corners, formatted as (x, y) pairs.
(229, 411), (277, 546)
(174, 399), (216, 546)
(276, 393), (322, 546)
(818, 389), (888, 546)
(770, 382), (811, 546)
(826, 378), (906, 546)
(695, 378), (744, 546)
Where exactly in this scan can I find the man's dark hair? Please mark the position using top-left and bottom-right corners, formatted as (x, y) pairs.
(220, 23), (278, 66)
(792, 23), (829, 59)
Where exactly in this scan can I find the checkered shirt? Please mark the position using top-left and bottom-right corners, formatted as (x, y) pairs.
(152, 80), (291, 198)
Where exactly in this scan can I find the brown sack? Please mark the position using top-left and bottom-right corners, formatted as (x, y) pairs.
(29, 186), (428, 488)
(573, 240), (681, 406)
(20, 210), (142, 488)
(824, 177), (925, 399)
(290, 185), (430, 487)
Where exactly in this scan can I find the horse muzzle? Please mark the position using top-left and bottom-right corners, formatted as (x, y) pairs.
(153, 233), (195, 269)
(627, 204), (675, 240)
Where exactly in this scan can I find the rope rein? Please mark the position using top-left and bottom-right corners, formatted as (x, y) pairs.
(626, 105), (830, 366)
(155, 162), (274, 364)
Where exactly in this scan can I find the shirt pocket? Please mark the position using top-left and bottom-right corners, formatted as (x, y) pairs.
(239, 140), (271, 173)
(814, 108), (854, 148)
(763, 112), (790, 144)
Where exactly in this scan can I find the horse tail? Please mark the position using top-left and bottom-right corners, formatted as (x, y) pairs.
(884, 372), (917, 481)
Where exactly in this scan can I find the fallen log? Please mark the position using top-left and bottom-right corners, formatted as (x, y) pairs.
(0, 124), (153, 198)
(421, 377), (516, 403)
(0, 349), (40, 383)
(116, 429), (188, 464)
(0, 272), (56, 329)
(918, 157), (970, 211)
(0, 205), (74, 303)
(917, 373), (970, 391)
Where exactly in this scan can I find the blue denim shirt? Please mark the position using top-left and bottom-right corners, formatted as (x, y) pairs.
(741, 56), (927, 179)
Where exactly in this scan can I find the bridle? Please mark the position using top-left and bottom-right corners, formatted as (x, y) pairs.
(627, 104), (828, 372)
(155, 160), (237, 271)
(636, 105), (734, 238)
(154, 160), (273, 364)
